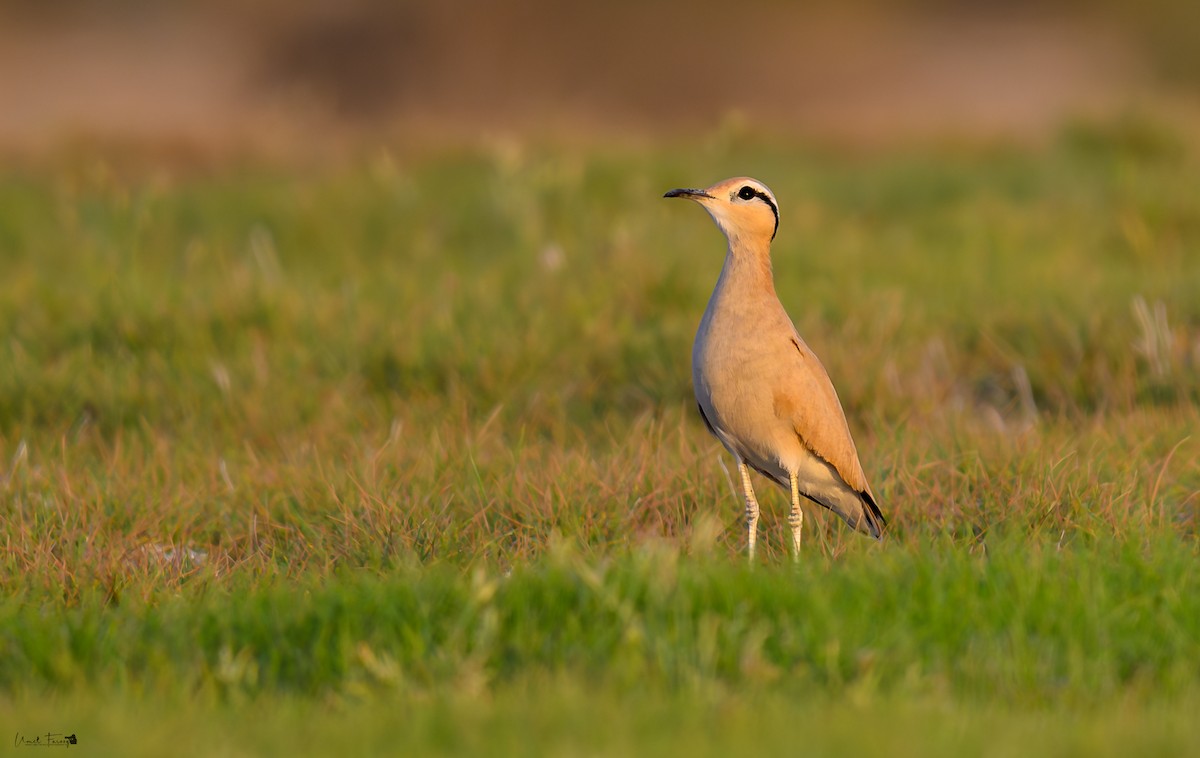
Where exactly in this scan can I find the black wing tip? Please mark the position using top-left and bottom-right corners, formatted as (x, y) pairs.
(860, 490), (887, 540)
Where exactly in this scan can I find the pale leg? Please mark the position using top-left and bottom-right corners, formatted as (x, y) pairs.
(737, 460), (760, 561)
(788, 471), (804, 561)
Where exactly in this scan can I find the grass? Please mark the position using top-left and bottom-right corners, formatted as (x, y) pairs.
(1, 122), (1199, 754)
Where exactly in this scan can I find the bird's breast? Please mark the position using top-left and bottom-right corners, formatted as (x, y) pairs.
(693, 304), (792, 440)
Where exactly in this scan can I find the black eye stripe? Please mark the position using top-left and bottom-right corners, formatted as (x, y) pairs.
(753, 190), (779, 240)
(730, 184), (780, 240)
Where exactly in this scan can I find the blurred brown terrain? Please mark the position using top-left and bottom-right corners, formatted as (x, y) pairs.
(0, 0), (1198, 156)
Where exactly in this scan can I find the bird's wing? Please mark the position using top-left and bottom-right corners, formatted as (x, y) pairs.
(772, 332), (873, 497)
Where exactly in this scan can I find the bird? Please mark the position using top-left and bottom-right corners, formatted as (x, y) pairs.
(664, 177), (885, 560)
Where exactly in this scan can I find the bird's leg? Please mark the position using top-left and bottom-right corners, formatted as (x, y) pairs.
(737, 460), (760, 562)
(788, 471), (804, 562)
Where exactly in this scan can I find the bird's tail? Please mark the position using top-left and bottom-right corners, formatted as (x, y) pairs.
(802, 486), (886, 540)
(821, 489), (886, 540)
(801, 489), (888, 542)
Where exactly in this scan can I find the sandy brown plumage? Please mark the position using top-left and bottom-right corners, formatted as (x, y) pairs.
(666, 176), (885, 558)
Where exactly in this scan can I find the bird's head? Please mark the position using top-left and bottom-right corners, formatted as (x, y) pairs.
(664, 176), (779, 245)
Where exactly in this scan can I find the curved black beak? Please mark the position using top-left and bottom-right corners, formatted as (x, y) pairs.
(663, 188), (713, 200)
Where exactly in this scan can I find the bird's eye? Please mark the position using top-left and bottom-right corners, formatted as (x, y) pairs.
(737, 186), (756, 200)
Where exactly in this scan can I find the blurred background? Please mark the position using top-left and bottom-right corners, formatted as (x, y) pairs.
(1, 0), (1198, 157)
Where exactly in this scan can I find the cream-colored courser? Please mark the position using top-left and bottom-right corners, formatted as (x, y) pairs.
(665, 177), (885, 560)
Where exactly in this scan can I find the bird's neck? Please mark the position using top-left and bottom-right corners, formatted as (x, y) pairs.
(717, 237), (776, 298)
